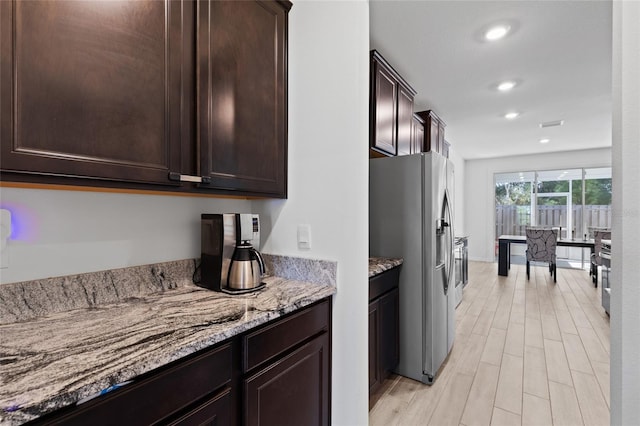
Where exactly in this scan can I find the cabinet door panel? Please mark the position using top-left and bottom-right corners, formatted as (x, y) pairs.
(411, 117), (424, 154)
(429, 119), (440, 153)
(369, 300), (380, 393)
(438, 121), (446, 155)
(415, 110), (445, 154)
(198, 0), (288, 197)
(372, 64), (397, 155)
(396, 87), (414, 156)
(0, 0), (191, 185)
(244, 333), (330, 426)
(379, 288), (400, 375)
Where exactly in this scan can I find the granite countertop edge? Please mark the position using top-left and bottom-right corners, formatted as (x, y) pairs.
(368, 257), (403, 278)
(0, 276), (336, 425)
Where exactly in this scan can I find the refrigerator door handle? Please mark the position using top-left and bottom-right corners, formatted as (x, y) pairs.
(443, 191), (454, 295)
(448, 213), (455, 291)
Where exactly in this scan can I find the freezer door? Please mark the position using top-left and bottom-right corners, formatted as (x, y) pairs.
(422, 153), (449, 380)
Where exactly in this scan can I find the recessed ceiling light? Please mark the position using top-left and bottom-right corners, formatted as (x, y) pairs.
(497, 81), (516, 91)
(485, 25), (510, 41)
(539, 138), (550, 144)
(504, 112), (520, 120)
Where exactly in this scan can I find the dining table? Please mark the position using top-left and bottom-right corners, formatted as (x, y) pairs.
(497, 234), (595, 277)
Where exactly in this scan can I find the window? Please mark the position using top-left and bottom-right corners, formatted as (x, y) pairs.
(495, 167), (612, 266)
(495, 171), (534, 237)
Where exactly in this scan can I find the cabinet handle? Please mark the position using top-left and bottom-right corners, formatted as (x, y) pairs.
(168, 172), (211, 184)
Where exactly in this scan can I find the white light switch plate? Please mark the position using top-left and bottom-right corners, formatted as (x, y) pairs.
(297, 224), (311, 250)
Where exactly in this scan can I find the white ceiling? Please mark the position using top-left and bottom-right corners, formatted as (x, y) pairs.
(369, 0), (612, 160)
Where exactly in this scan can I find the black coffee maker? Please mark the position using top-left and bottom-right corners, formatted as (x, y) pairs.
(200, 213), (266, 294)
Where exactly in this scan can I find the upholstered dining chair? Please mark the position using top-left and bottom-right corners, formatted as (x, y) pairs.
(590, 228), (611, 286)
(525, 227), (559, 282)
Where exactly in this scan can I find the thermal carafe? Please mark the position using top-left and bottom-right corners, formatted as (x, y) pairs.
(200, 213), (266, 293)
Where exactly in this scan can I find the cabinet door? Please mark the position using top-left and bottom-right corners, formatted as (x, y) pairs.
(369, 300), (381, 393)
(244, 333), (330, 426)
(429, 118), (440, 154)
(198, 0), (289, 197)
(411, 116), (424, 154)
(396, 87), (414, 156)
(371, 62), (398, 156)
(415, 110), (446, 155)
(378, 288), (400, 375)
(0, 0), (192, 186)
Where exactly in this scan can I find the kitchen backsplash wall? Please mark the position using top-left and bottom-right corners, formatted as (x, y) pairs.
(0, 187), (251, 284)
(0, 254), (337, 324)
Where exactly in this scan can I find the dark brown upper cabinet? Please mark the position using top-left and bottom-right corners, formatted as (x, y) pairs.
(369, 50), (416, 157)
(0, 0), (193, 187)
(396, 87), (414, 156)
(411, 114), (425, 155)
(415, 110), (446, 155)
(197, 0), (290, 198)
(0, 0), (291, 198)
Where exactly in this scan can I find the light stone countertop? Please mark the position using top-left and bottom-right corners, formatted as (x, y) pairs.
(0, 257), (336, 425)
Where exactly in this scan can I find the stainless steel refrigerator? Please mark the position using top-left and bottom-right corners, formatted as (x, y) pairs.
(369, 152), (455, 385)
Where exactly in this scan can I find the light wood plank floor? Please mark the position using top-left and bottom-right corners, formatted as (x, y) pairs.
(369, 261), (610, 426)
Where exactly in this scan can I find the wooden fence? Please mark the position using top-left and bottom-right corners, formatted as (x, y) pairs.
(495, 205), (611, 238)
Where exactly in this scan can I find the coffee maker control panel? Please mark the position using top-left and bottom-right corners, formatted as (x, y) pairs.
(238, 214), (255, 243)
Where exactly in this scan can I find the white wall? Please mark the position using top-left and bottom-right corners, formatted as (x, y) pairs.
(449, 147), (466, 236)
(464, 147), (612, 262)
(252, 2), (370, 424)
(0, 187), (250, 284)
(611, 2), (640, 424)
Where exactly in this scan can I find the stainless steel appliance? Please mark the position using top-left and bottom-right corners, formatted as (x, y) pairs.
(370, 152), (455, 385)
(454, 236), (469, 307)
(601, 239), (611, 315)
(200, 213), (266, 294)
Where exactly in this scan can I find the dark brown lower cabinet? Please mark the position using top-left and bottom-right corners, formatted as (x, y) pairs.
(244, 333), (330, 426)
(368, 288), (399, 392)
(369, 299), (381, 394)
(378, 288), (400, 375)
(30, 298), (331, 426)
(369, 268), (400, 403)
(31, 342), (235, 426)
(166, 388), (232, 426)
